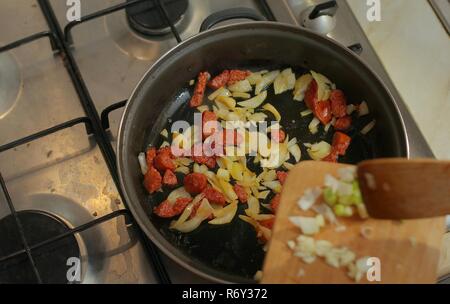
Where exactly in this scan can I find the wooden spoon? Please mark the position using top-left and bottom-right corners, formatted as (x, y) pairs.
(262, 158), (449, 283)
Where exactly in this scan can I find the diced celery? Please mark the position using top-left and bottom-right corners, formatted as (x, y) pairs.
(352, 181), (363, 205)
(334, 204), (353, 217)
(338, 194), (354, 206)
(323, 187), (337, 206)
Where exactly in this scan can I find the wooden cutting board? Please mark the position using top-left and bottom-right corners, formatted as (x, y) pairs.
(262, 161), (446, 284)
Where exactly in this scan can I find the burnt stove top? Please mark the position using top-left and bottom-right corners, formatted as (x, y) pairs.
(0, 0), (435, 284)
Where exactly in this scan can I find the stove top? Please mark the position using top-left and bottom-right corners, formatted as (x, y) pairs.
(0, 0), (436, 284)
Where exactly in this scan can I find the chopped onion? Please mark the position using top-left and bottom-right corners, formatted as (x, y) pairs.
(298, 187), (322, 211)
(287, 137), (298, 148)
(312, 203), (339, 225)
(228, 79), (252, 93)
(308, 117), (320, 134)
(167, 187), (192, 204)
(208, 87), (231, 101)
(160, 129), (168, 138)
(262, 180), (282, 193)
(255, 70), (280, 95)
(216, 95), (236, 110)
(338, 167), (356, 182)
(217, 168), (230, 181)
(189, 79), (195, 86)
(289, 216), (323, 235)
(196, 105), (210, 113)
(219, 179), (238, 201)
(175, 166), (190, 175)
(138, 152), (148, 175)
(258, 190), (270, 200)
(209, 202), (238, 225)
(288, 144), (302, 162)
(274, 68), (296, 95)
(346, 104), (356, 115)
(248, 112), (268, 122)
(283, 162), (294, 170)
(170, 198), (213, 233)
(245, 195), (260, 216)
(232, 92), (251, 99)
(293, 74), (313, 101)
(310, 70), (332, 101)
(307, 141), (331, 161)
(324, 174), (340, 192)
(300, 109), (313, 117)
(358, 101), (370, 116)
(247, 72), (263, 85)
(238, 90), (268, 109)
(263, 103), (281, 121)
(160, 141), (170, 148)
(361, 120), (376, 135)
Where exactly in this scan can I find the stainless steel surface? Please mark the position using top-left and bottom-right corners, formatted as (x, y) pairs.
(429, 0), (450, 35)
(0, 0), (436, 283)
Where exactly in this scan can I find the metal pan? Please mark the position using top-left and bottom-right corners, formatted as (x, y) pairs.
(117, 22), (408, 283)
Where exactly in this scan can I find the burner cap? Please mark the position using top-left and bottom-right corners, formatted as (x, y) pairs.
(126, 0), (188, 36)
(0, 211), (81, 284)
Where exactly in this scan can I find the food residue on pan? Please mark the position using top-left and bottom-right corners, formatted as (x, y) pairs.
(137, 68), (375, 279)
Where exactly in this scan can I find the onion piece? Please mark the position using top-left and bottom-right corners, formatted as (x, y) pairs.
(308, 117), (320, 134)
(217, 168), (230, 181)
(274, 68), (296, 95)
(293, 74), (313, 101)
(248, 112), (268, 122)
(160, 129), (168, 138)
(297, 187), (322, 211)
(262, 180), (282, 193)
(219, 179), (238, 201)
(171, 198), (213, 233)
(310, 70), (332, 101)
(283, 162), (294, 170)
(215, 95), (236, 109)
(167, 187), (192, 204)
(263, 103), (281, 121)
(255, 70), (280, 95)
(175, 166), (190, 175)
(237, 91), (268, 109)
(245, 195), (261, 216)
(312, 203), (339, 225)
(358, 101), (370, 116)
(258, 190), (270, 200)
(300, 109), (313, 117)
(228, 79), (252, 93)
(196, 105), (209, 113)
(209, 202), (238, 225)
(346, 104), (356, 115)
(232, 92), (251, 99)
(160, 141), (170, 148)
(361, 120), (376, 135)
(138, 152), (148, 175)
(250, 213), (275, 221)
(288, 143), (302, 162)
(289, 215), (324, 235)
(307, 141), (331, 161)
(208, 87), (231, 101)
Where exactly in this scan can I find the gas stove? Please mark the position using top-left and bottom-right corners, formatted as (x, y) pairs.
(0, 0), (436, 284)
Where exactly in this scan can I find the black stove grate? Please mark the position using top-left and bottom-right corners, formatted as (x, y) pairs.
(0, 0), (275, 284)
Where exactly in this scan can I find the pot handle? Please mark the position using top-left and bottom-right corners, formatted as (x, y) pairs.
(199, 8), (266, 32)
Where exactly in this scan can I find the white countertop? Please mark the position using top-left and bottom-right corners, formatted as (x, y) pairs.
(347, 0), (450, 160)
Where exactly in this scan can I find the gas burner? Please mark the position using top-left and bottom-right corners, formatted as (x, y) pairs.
(126, 0), (189, 36)
(0, 52), (21, 119)
(0, 210), (80, 284)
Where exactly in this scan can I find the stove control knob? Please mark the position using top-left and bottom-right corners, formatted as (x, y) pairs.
(300, 0), (338, 34)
